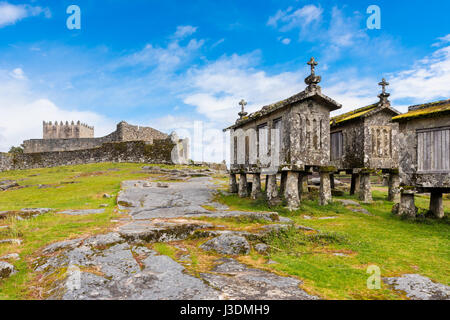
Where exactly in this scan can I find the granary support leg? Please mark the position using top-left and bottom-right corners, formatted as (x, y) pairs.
(251, 173), (263, 200)
(280, 171), (288, 195)
(396, 190), (417, 218)
(229, 173), (238, 193)
(238, 173), (248, 198)
(266, 174), (281, 206)
(284, 171), (300, 210)
(430, 191), (444, 219)
(359, 171), (372, 203)
(350, 173), (360, 195)
(319, 170), (332, 206)
(298, 172), (308, 200)
(387, 171), (400, 203)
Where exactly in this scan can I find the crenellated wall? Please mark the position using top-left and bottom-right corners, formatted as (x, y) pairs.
(43, 121), (94, 139)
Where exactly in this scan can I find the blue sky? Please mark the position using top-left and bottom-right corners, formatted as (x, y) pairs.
(0, 0), (449, 161)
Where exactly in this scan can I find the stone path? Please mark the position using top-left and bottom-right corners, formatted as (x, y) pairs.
(33, 176), (317, 300)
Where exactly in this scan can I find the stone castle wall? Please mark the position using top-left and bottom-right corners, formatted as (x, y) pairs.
(43, 121), (94, 139)
(23, 121), (168, 154)
(0, 140), (176, 172)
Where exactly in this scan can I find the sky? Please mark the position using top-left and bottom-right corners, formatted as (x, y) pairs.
(0, 0), (449, 162)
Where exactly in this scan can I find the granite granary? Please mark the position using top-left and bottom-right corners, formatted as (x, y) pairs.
(224, 58), (342, 210)
(330, 79), (401, 203)
(392, 99), (450, 218)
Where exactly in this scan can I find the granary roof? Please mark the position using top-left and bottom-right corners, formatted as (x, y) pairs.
(223, 58), (342, 131)
(392, 99), (450, 122)
(330, 102), (401, 127)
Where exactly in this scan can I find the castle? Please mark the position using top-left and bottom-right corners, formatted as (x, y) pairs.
(23, 121), (170, 153)
(43, 121), (94, 139)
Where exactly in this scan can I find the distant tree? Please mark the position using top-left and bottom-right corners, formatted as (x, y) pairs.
(8, 144), (24, 154)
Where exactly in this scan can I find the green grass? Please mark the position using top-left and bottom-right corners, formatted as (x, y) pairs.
(216, 188), (450, 300)
(0, 162), (194, 299)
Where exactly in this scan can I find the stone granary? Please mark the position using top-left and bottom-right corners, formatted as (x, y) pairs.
(392, 99), (450, 218)
(330, 79), (401, 203)
(223, 58), (342, 210)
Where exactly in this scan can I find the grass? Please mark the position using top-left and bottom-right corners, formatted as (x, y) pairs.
(215, 187), (450, 300)
(1, 163), (449, 300)
(0, 162), (195, 299)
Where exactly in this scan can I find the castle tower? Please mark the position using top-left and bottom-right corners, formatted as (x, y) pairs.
(43, 121), (94, 139)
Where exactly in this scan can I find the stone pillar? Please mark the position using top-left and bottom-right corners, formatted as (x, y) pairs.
(251, 173), (263, 200)
(229, 173), (238, 193)
(397, 190), (417, 218)
(359, 172), (372, 203)
(298, 173), (308, 197)
(280, 172), (288, 195)
(319, 172), (332, 206)
(430, 191), (444, 219)
(387, 172), (400, 202)
(382, 175), (389, 186)
(238, 173), (248, 198)
(284, 171), (300, 210)
(266, 174), (281, 206)
(350, 173), (360, 195)
(330, 174), (335, 189)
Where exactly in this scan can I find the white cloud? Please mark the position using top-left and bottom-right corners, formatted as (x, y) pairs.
(183, 52), (304, 123)
(281, 38), (291, 45)
(0, 2), (50, 28)
(173, 25), (198, 39)
(9, 67), (26, 80)
(389, 45), (450, 103)
(0, 70), (113, 151)
(267, 5), (323, 32)
(432, 34), (450, 47)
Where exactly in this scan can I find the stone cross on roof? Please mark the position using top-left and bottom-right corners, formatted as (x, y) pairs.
(378, 78), (391, 106)
(307, 57), (318, 76)
(305, 57), (321, 90)
(379, 78), (389, 94)
(238, 99), (248, 119)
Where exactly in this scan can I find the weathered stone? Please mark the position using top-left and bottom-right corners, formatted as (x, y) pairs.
(0, 180), (19, 191)
(285, 171), (300, 210)
(0, 239), (22, 245)
(57, 209), (105, 216)
(229, 173), (238, 193)
(43, 238), (83, 254)
(298, 173), (308, 195)
(83, 232), (124, 247)
(119, 220), (213, 243)
(430, 192), (444, 218)
(358, 173), (372, 203)
(280, 172), (288, 195)
(200, 258), (318, 300)
(0, 253), (19, 260)
(395, 191), (417, 218)
(266, 174), (281, 206)
(200, 234), (250, 255)
(254, 243), (269, 254)
(388, 173), (400, 202)
(383, 274), (450, 300)
(319, 172), (332, 205)
(250, 173), (263, 200)
(238, 174), (248, 198)
(350, 173), (360, 195)
(0, 261), (16, 279)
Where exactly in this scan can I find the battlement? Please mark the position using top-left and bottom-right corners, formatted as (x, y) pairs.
(43, 121), (94, 139)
